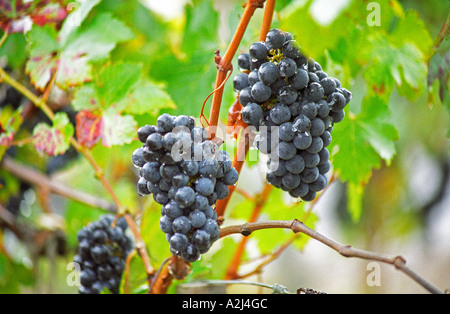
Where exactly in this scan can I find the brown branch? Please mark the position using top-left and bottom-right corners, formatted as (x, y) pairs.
(1, 157), (117, 213)
(225, 183), (273, 279)
(259, 0), (276, 41)
(220, 219), (444, 294)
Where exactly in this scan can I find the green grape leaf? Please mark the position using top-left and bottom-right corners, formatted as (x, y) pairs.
(95, 62), (142, 109)
(120, 79), (177, 116)
(25, 12), (134, 91)
(32, 112), (74, 156)
(148, 0), (219, 117)
(347, 181), (365, 223)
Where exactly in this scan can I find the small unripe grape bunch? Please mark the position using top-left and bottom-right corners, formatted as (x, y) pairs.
(132, 114), (239, 263)
(234, 29), (352, 201)
(74, 214), (134, 294)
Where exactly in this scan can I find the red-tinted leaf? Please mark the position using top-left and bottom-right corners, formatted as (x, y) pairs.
(76, 110), (103, 149)
(0, 0), (66, 33)
(30, 4), (67, 28)
(32, 112), (73, 156)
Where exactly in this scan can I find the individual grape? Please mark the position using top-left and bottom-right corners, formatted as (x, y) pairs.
(181, 244), (200, 263)
(251, 81), (272, 103)
(282, 40), (301, 59)
(195, 177), (215, 196)
(289, 102), (301, 117)
(318, 160), (331, 174)
(265, 29), (286, 50)
(328, 92), (347, 111)
(174, 115), (195, 129)
(132, 147), (146, 167)
(279, 122), (295, 142)
(293, 114), (311, 132)
(299, 190), (315, 202)
(172, 216), (192, 234)
(164, 201), (184, 219)
(169, 233), (189, 254)
(270, 159), (287, 176)
(239, 86), (253, 107)
(242, 103), (264, 126)
(137, 178), (150, 196)
(258, 62), (279, 85)
(248, 70), (261, 85)
(306, 136), (323, 154)
(146, 133), (163, 151)
(189, 210), (207, 229)
(310, 118), (325, 137)
(278, 58), (297, 78)
(249, 42), (268, 60)
(191, 230), (211, 253)
(286, 155), (305, 174)
(316, 100), (330, 118)
(293, 132), (313, 150)
(157, 113), (175, 133)
(320, 77), (337, 95)
(142, 162), (162, 183)
(329, 109), (345, 123)
(282, 173), (301, 190)
(214, 181), (230, 200)
(310, 174), (328, 192)
(278, 86), (298, 105)
(321, 130), (332, 147)
(290, 69), (309, 90)
(289, 182), (309, 198)
(301, 151), (320, 168)
(137, 125), (156, 143)
(301, 167), (320, 184)
(175, 186), (196, 208)
(223, 168), (239, 186)
(301, 102), (318, 119)
(234, 72), (250, 91)
(270, 103), (291, 125)
(238, 53), (251, 70)
(278, 141), (297, 160)
(306, 82), (325, 102)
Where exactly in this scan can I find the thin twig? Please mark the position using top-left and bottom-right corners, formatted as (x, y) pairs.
(220, 219), (444, 294)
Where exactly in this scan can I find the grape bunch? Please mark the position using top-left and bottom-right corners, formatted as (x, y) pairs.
(234, 29), (351, 201)
(74, 214), (134, 294)
(132, 114), (239, 263)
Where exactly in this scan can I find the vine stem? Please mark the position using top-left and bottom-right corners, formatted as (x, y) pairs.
(0, 66), (156, 282)
(215, 0), (275, 218)
(220, 219), (444, 294)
